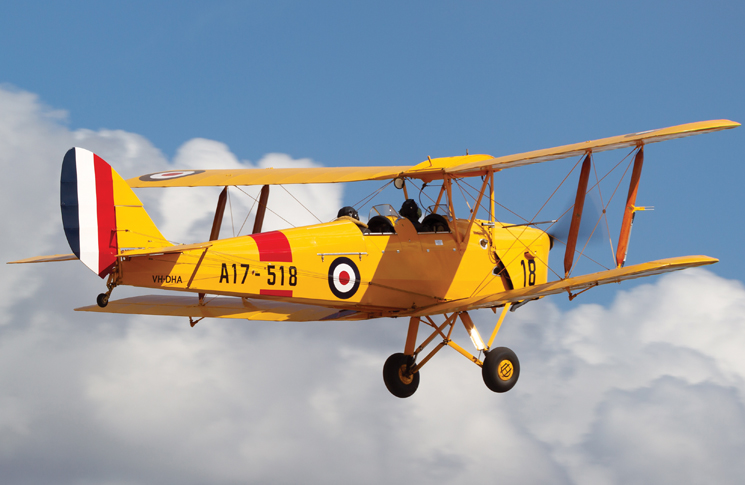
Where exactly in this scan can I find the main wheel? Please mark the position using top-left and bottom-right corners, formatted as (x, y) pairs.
(383, 353), (420, 398)
(482, 346), (520, 393)
(96, 293), (109, 308)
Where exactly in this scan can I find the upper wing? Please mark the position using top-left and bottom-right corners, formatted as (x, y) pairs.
(128, 166), (410, 188)
(124, 120), (738, 188)
(412, 255), (718, 316)
(76, 294), (366, 321)
(444, 119), (740, 176)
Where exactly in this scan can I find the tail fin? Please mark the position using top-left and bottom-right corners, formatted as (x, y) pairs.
(60, 147), (170, 278)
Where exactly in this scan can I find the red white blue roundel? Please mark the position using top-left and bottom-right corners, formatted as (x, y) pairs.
(139, 170), (205, 182)
(328, 257), (361, 299)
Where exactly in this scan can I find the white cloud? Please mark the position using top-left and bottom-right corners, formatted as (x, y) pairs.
(159, 139), (342, 244)
(2, 86), (745, 484)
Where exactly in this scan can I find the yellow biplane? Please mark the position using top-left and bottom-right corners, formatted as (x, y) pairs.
(10, 120), (739, 397)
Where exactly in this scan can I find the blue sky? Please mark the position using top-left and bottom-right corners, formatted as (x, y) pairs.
(2, 1), (742, 287)
(1, 2), (744, 484)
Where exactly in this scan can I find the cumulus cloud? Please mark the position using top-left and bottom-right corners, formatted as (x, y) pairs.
(159, 139), (342, 244)
(2, 86), (745, 484)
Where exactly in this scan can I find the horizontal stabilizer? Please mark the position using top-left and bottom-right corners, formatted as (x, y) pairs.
(413, 255), (718, 315)
(117, 241), (213, 258)
(8, 253), (78, 264)
(76, 294), (357, 322)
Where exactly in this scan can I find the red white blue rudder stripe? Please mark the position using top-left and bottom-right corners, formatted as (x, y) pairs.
(60, 147), (118, 278)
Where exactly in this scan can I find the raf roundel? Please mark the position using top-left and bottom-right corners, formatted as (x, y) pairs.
(328, 257), (361, 299)
(139, 170), (205, 182)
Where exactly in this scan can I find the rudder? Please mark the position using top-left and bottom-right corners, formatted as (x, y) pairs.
(61, 147), (169, 278)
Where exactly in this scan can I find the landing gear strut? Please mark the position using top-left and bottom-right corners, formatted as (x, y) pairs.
(96, 266), (119, 308)
(382, 304), (521, 397)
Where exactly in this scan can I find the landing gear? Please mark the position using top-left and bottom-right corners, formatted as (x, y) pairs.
(96, 293), (109, 308)
(96, 265), (119, 308)
(383, 305), (522, 396)
(482, 346), (520, 393)
(383, 353), (420, 398)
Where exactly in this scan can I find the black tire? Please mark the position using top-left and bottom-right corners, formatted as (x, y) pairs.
(482, 346), (520, 393)
(383, 353), (420, 398)
(97, 293), (109, 308)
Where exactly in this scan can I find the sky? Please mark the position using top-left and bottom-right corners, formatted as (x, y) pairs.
(1, 2), (744, 484)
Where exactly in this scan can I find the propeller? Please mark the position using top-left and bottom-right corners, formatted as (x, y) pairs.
(548, 191), (608, 248)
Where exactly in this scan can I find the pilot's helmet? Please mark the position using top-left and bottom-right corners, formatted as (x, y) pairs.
(400, 199), (422, 221)
(337, 206), (359, 220)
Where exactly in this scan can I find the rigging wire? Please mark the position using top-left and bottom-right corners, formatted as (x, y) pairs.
(453, 179), (473, 215)
(461, 178), (530, 223)
(237, 189), (259, 236)
(279, 184), (324, 224)
(234, 186), (297, 228)
(592, 154), (616, 264)
(351, 180), (394, 213)
(504, 148), (639, 278)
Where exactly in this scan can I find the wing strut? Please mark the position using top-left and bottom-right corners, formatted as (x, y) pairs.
(200, 186), (229, 303)
(209, 187), (228, 241)
(564, 153), (592, 277)
(252, 185), (270, 234)
(615, 147), (644, 267)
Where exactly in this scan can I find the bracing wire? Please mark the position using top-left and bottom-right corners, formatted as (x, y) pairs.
(234, 186), (297, 228)
(351, 180), (394, 212)
(279, 185), (324, 224)
(237, 190), (259, 236)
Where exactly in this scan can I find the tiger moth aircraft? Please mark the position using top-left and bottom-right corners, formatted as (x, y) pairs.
(10, 119), (739, 398)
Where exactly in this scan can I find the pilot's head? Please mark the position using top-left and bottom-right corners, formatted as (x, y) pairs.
(400, 199), (422, 222)
(337, 206), (359, 220)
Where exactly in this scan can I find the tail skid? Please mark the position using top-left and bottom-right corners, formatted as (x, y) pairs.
(60, 147), (169, 278)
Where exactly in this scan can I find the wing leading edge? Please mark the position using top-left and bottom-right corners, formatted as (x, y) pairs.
(412, 255), (718, 316)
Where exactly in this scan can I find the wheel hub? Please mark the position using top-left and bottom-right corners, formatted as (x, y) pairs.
(498, 359), (513, 381)
(398, 365), (414, 385)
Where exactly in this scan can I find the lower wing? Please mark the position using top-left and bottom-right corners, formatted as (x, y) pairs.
(413, 255), (718, 316)
(75, 294), (366, 322)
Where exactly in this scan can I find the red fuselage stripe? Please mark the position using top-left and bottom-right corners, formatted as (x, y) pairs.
(260, 289), (293, 297)
(250, 231), (293, 262)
